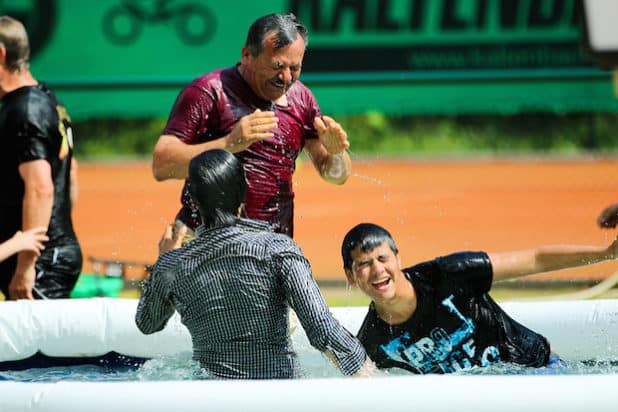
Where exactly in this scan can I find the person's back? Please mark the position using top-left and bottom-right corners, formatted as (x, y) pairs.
(136, 149), (372, 379)
(159, 220), (301, 378)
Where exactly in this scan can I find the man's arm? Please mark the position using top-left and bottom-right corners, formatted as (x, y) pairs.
(135, 256), (178, 334)
(304, 116), (352, 184)
(135, 270), (176, 334)
(70, 157), (78, 209)
(489, 238), (618, 282)
(152, 134), (215, 181)
(9, 159), (54, 300)
(324, 350), (379, 377)
(152, 110), (278, 181)
(275, 246), (369, 376)
(135, 224), (188, 334)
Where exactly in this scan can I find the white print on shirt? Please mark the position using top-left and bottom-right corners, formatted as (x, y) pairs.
(380, 294), (500, 373)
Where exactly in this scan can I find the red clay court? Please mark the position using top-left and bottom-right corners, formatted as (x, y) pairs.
(75, 157), (618, 284)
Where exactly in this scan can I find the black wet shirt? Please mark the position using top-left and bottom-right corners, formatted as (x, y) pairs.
(0, 84), (77, 246)
(357, 252), (550, 374)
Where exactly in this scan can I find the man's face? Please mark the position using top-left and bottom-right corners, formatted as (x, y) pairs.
(240, 32), (305, 102)
(345, 241), (404, 303)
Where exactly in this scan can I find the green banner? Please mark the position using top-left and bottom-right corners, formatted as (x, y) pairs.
(294, 0), (586, 74)
(3, 0), (616, 118)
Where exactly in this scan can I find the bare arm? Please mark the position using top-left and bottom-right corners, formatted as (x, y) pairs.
(152, 109), (278, 181)
(489, 238), (618, 282)
(0, 227), (48, 262)
(304, 116), (352, 185)
(152, 134), (217, 180)
(10, 160), (54, 299)
(70, 157), (78, 209)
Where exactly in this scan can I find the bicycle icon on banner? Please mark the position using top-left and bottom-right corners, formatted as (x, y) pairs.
(102, 0), (216, 46)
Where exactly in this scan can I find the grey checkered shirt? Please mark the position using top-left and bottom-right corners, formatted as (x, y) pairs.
(135, 218), (366, 379)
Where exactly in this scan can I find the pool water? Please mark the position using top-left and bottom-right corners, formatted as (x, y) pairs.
(1, 350), (617, 383)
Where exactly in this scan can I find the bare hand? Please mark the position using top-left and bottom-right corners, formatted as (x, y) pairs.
(314, 116), (350, 155)
(598, 203), (618, 229)
(159, 223), (187, 255)
(11, 227), (48, 256)
(353, 358), (382, 377)
(228, 109), (278, 151)
(8, 266), (36, 300)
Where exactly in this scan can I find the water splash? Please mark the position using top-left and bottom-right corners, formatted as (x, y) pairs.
(351, 172), (383, 186)
(1, 355), (616, 382)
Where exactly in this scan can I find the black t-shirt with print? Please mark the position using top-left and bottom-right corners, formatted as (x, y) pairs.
(357, 251), (550, 374)
(0, 84), (79, 276)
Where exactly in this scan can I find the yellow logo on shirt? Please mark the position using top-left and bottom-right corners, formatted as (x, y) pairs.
(56, 105), (73, 159)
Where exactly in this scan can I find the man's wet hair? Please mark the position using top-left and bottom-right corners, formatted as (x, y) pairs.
(188, 149), (247, 228)
(0, 15), (30, 71)
(341, 223), (399, 270)
(245, 13), (308, 56)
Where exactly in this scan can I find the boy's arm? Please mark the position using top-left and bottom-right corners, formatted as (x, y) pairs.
(489, 238), (618, 282)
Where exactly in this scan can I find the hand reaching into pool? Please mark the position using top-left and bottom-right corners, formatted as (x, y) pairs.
(353, 358), (382, 377)
(597, 203), (618, 229)
(158, 223), (187, 255)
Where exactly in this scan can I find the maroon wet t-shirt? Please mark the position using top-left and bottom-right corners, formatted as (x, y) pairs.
(164, 66), (321, 237)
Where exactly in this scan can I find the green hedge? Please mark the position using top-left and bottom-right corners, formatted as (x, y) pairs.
(72, 112), (618, 160)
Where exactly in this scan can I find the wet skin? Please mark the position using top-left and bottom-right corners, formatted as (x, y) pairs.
(345, 241), (406, 304)
(345, 241), (418, 325)
(239, 32), (305, 104)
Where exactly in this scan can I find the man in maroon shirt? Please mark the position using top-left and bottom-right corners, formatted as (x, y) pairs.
(152, 13), (351, 238)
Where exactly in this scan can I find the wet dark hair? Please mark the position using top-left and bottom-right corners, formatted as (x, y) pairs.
(245, 13), (308, 56)
(341, 223), (399, 271)
(188, 149), (247, 228)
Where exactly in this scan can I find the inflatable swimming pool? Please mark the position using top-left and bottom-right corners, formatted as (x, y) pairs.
(0, 298), (617, 412)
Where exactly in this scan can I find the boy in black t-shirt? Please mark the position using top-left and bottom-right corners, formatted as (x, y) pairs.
(341, 223), (618, 374)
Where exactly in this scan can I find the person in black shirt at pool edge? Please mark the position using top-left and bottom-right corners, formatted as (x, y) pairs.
(341, 223), (618, 374)
(0, 15), (82, 300)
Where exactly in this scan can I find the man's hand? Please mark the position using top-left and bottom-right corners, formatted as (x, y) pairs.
(228, 109), (278, 152)
(158, 223), (187, 255)
(314, 116), (350, 155)
(8, 263), (36, 300)
(598, 203), (618, 229)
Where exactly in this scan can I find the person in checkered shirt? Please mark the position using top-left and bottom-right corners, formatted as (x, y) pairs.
(136, 149), (376, 379)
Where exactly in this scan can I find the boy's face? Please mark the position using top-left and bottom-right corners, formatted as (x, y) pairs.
(345, 240), (403, 303)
